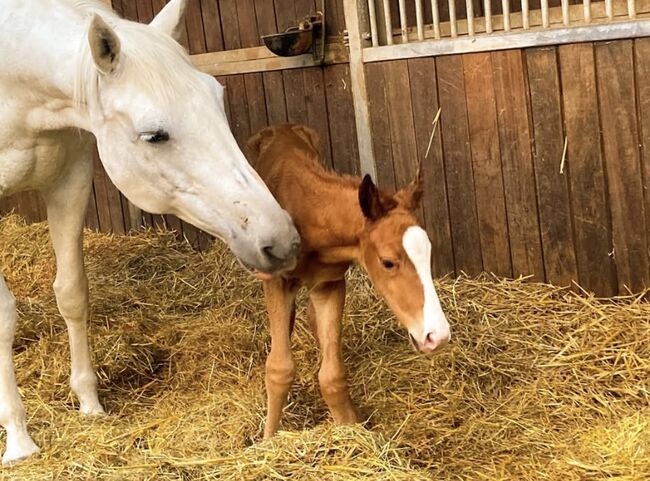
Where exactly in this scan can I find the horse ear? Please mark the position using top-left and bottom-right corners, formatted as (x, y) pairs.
(359, 175), (389, 221)
(291, 125), (321, 155)
(150, 0), (187, 42)
(395, 162), (424, 211)
(88, 15), (121, 75)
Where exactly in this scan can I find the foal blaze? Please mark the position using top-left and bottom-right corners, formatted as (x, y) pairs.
(246, 124), (451, 439)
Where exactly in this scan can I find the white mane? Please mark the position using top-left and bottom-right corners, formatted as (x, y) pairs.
(72, 6), (200, 119)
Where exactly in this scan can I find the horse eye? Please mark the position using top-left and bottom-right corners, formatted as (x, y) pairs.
(141, 130), (170, 144)
(381, 259), (396, 270)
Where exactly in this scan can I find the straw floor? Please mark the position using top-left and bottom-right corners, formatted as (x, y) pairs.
(0, 215), (647, 480)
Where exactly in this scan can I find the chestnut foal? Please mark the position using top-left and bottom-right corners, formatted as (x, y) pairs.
(246, 124), (451, 438)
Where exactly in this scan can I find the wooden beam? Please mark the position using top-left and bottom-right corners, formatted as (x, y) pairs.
(343, 0), (376, 180)
(191, 44), (348, 76)
(362, 20), (650, 62)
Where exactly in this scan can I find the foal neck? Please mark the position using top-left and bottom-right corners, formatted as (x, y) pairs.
(303, 173), (366, 264)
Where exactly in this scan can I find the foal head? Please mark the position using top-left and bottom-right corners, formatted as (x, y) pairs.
(357, 173), (450, 353)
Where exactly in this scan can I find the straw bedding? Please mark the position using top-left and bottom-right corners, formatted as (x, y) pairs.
(0, 214), (647, 480)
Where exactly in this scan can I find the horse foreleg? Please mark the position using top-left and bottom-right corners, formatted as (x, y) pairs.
(310, 280), (360, 424)
(0, 276), (40, 464)
(43, 156), (104, 415)
(263, 278), (297, 439)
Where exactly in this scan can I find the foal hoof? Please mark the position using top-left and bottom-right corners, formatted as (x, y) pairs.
(2, 437), (40, 466)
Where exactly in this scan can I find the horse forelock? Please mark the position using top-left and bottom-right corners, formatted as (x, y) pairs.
(73, 15), (200, 118)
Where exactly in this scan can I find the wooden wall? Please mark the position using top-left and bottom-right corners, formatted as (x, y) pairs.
(2, 1), (649, 295)
(365, 41), (650, 296)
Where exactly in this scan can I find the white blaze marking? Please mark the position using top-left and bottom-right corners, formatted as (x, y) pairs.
(402, 226), (450, 345)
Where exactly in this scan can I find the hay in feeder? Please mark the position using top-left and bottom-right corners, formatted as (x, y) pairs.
(0, 214), (647, 480)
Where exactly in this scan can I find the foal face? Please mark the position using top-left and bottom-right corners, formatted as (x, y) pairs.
(358, 175), (451, 353)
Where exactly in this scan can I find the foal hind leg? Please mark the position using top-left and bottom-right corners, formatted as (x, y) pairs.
(44, 154), (103, 415)
(0, 275), (40, 464)
(310, 280), (359, 424)
(263, 278), (298, 439)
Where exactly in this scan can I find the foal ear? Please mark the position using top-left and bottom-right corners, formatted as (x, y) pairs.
(395, 163), (424, 211)
(246, 128), (274, 164)
(88, 15), (121, 75)
(359, 175), (390, 221)
(291, 125), (321, 155)
(150, 0), (187, 42)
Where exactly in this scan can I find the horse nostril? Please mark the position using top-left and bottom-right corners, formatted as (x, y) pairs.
(262, 245), (282, 261)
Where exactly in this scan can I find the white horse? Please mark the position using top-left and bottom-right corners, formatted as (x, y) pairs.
(0, 0), (300, 464)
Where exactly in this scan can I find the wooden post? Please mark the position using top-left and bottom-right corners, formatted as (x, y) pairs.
(432, 0), (441, 38)
(562, 0), (570, 25)
(484, 0), (492, 33)
(367, 0), (379, 46)
(343, 0), (377, 179)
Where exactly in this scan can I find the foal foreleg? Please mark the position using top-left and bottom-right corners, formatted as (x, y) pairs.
(44, 157), (103, 415)
(0, 276), (40, 464)
(310, 280), (359, 424)
(263, 278), (297, 439)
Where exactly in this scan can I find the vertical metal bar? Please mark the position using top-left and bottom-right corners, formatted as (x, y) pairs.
(628, 0), (636, 19)
(541, 0), (549, 28)
(367, 0), (379, 46)
(561, 0), (570, 26)
(415, 0), (425, 41)
(502, 0), (510, 32)
(522, 0), (529, 30)
(466, 0), (475, 36)
(430, 0), (441, 38)
(484, 0), (492, 33)
(398, 0), (408, 43)
(605, 0), (613, 20)
(583, 0), (591, 23)
(382, 0), (393, 44)
(342, 0), (377, 180)
(449, 0), (457, 37)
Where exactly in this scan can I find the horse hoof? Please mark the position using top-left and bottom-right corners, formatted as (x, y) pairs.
(79, 402), (106, 416)
(2, 438), (40, 465)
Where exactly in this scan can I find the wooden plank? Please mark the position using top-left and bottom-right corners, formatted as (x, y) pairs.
(491, 49), (545, 281)
(436, 54), (482, 275)
(254, 1), (289, 125)
(200, 0), (225, 52)
(85, 185), (100, 231)
(303, 68), (334, 168)
(406, 57), (455, 277)
(324, 64), (361, 175)
(184, 0), (207, 54)
(558, 43), (617, 295)
(383, 61), (419, 192)
(135, 0), (154, 23)
(634, 38), (650, 279)
(365, 63), (397, 190)
(595, 39), (649, 292)
(462, 52), (513, 278)
(91, 151), (115, 232)
(262, 72), (289, 124)
(526, 46), (578, 286)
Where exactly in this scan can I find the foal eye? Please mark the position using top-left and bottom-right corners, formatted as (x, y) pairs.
(140, 130), (170, 144)
(381, 259), (397, 270)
